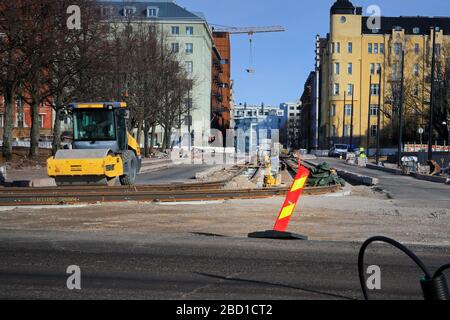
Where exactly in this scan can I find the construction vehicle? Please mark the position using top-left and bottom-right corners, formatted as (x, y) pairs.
(47, 102), (141, 186)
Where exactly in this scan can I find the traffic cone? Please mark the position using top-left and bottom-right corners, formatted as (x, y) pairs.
(248, 159), (310, 240)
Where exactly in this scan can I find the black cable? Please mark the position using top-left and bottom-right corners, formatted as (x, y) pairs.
(434, 263), (450, 278)
(358, 236), (433, 300)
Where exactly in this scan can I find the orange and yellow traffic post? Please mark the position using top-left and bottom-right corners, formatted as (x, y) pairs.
(248, 158), (310, 240)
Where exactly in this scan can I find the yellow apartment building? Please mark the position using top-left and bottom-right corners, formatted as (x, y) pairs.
(318, 0), (450, 149)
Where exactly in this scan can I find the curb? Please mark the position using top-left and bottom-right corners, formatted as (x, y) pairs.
(366, 163), (450, 185)
(366, 163), (403, 175)
(411, 172), (450, 185)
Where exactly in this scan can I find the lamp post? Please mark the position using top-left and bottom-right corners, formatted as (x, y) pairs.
(428, 27), (438, 161)
(367, 75), (373, 150)
(376, 67), (383, 165)
(398, 49), (406, 167)
(350, 84), (355, 151)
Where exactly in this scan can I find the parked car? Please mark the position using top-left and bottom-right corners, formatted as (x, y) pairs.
(328, 144), (349, 158)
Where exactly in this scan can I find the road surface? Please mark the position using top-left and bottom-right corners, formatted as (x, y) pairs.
(314, 157), (450, 208)
(136, 165), (213, 185)
(0, 230), (448, 300)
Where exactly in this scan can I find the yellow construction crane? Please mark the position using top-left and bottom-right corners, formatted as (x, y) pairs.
(212, 25), (286, 73)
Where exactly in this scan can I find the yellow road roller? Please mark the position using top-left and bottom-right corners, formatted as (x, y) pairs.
(47, 102), (141, 186)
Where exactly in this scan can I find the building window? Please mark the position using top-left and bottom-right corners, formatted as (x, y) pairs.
(435, 44), (441, 56)
(123, 7), (135, 17)
(414, 43), (420, 55)
(333, 83), (340, 96)
(171, 43), (179, 53)
(368, 43), (373, 54)
(348, 63), (353, 75)
(171, 26), (180, 35)
(394, 43), (402, 55)
(370, 125), (378, 137)
(344, 104), (352, 116)
(370, 104), (379, 116)
(380, 43), (385, 54)
(186, 26), (194, 35)
(391, 63), (398, 80)
(101, 6), (114, 18)
(374, 43), (379, 54)
(185, 61), (193, 73)
(370, 63), (375, 75)
(334, 62), (340, 75)
(336, 42), (340, 53)
(16, 112), (24, 128)
(39, 114), (45, 129)
(185, 43), (193, 54)
(414, 64), (419, 76)
(348, 42), (353, 54)
(347, 84), (353, 95)
(146, 7), (158, 17)
(331, 125), (337, 137)
(344, 125), (352, 137)
(371, 84), (380, 96)
(330, 104), (336, 117)
(376, 63), (381, 75)
(413, 27), (421, 34)
(414, 84), (419, 96)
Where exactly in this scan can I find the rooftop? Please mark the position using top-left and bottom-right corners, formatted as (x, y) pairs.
(97, 1), (206, 21)
(362, 16), (450, 35)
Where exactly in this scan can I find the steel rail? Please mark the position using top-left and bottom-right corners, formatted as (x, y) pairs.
(0, 185), (341, 206)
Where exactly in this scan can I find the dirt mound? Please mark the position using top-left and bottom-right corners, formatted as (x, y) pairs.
(0, 147), (51, 169)
(224, 175), (257, 190)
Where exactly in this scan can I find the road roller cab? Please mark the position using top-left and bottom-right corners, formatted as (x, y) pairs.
(47, 102), (141, 186)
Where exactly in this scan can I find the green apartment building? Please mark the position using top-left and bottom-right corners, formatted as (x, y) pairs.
(98, 0), (214, 147)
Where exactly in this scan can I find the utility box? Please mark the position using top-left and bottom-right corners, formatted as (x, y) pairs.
(401, 156), (419, 175)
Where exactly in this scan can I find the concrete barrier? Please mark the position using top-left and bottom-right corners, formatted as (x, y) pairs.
(336, 169), (379, 186)
(366, 163), (403, 175)
(411, 172), (449, 185)
(31, 178), (57, 187)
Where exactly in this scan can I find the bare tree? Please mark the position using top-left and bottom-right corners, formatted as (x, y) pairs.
(384, 40), (450, 145)
(0, 1), (34, 160)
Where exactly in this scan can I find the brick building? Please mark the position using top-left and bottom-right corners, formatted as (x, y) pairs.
(211, 31), (232, 135)
(0, 97), (53, 141)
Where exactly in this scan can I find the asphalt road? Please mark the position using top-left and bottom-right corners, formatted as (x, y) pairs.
(0, 230), (448, 300)
(315, 157), (450, 208)
(136, 165), (213, 185)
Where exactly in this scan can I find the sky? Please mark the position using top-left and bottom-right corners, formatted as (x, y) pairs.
(117, 0), (450, 106)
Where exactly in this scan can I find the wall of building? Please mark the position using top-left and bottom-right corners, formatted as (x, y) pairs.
(318, 1), (450, 150)
(212, 32), (231, 135)
(233, 104), (286, 152)
(0, 98), (54, 141)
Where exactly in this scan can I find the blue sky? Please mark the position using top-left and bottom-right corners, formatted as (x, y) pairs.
(116, 0), (449, 105)
(175, 0), (448, 106)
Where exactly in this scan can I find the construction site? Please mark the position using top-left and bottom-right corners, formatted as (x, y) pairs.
(0, 0), (449, 305)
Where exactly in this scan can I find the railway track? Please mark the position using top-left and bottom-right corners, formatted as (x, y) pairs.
(0, 183), (340, 207)
(0, 162), (341, 206)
